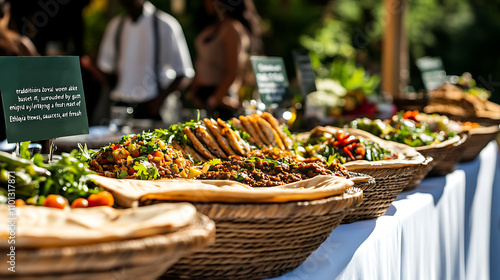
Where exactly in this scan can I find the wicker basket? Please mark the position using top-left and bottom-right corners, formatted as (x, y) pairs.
(1, 213), (215, 280)
(403, 156), (435, 191)
(459, 125), (499, 162)
(298, 126), (429, 223)
(415, 134), (467, 176)
(144, 175), (372, 280)
(341, 160), (432, 223)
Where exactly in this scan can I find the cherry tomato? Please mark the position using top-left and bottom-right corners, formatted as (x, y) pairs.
(403, 110), (419, 122)
(71, 198), (89, 208)
(403, 110), (413, 119)
(87, 191), (114, 207)
(43, 194), (68, 209)
(14, 199), (26, 207)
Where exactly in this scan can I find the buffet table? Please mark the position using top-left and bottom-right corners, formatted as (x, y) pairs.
(271, 141), (499, 280)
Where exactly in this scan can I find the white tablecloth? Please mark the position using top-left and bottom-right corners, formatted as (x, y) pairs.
(271, 142), (498, 280)
(488, 143), (500, 280)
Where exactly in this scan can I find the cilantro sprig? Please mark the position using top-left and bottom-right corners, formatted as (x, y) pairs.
(133, 160), (159, 180)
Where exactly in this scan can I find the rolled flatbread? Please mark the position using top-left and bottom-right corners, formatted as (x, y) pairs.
(203, 118), (237, 156)
(256, 116), (285, 150)
(231, 117), (255, 143)
(172, 140), (206, 163)
(195, 125), (227, 159)
(239, 115), (265, 147)
(249, 114), (271, 146)
(261, 112), (293, 149)
(184, 127), (215, 160)
(216, 118), (248, 156)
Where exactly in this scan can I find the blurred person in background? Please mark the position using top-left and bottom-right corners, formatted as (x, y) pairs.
(0, 0), (38, 142)
(188, 0), (262, 120)
(84, 0), (194, 121)
(0, 0), (38, 56)
(6, 0), (89, 56)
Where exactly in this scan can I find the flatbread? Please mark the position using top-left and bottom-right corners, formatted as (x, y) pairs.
(203, 118), (237, 156)
(217, 118), (247, 156)
(184, 127), (215, 159)
(0, 203), (197, 248)
(181, 143), (206, 163)
(231, 117), (255, 143)
(90, 174), (361, 207)
(195, 125), (227, 159)
(257, 116), (285, 150)
(239, 115), (264, 147)
(172, 141), (189, 158)
(261, 112), (293, 149)
(249, 114), (271, 146)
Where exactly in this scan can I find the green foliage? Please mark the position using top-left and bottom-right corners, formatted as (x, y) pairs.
(38, 151), (101, 204)
(328, 59), (380, 95)
(81, 0), (500, 102)
(83, 1), (110, 58)
(133, 160), (159, 180)
(0, 150), (100, 205)
(300, 20), (356, 61)
(19, 142), (31, 160)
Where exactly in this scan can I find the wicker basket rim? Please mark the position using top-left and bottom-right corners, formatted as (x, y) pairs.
(141, 172), (372, 220)
(145, 186), (365, 221)
(466, 124), (500, 135)
(415, 134), (462, 151)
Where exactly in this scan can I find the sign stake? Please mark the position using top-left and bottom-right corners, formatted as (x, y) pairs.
(48, 138), (57, 163)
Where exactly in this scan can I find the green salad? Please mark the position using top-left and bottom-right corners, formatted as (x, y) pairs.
(294, 130), (397, 164)
(0, 143), (101, 206)
(349, 111), (456, 147)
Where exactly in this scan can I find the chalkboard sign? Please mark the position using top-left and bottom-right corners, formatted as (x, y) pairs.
(416, 57), (447, 91)
(250, 56), (289, 106)
(293, 49), (317, 97)
(0, 56), (89, 143)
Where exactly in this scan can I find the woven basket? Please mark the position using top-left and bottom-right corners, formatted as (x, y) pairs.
(403, 156), (435, 191)
(459, 125), (499, 162)
(341, 160), (432, 223)
(144, 174), (372, 280)
(298, 126), (429, 223)
(415, 134), (467, 176)
(1, 214), (215, 280)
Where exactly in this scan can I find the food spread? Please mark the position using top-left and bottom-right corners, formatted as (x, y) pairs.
(84, 114), (352, 188)
(349, 111), (457, 147)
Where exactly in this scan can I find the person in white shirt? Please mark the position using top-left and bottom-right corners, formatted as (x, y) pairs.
(95, 0), (194, 120)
